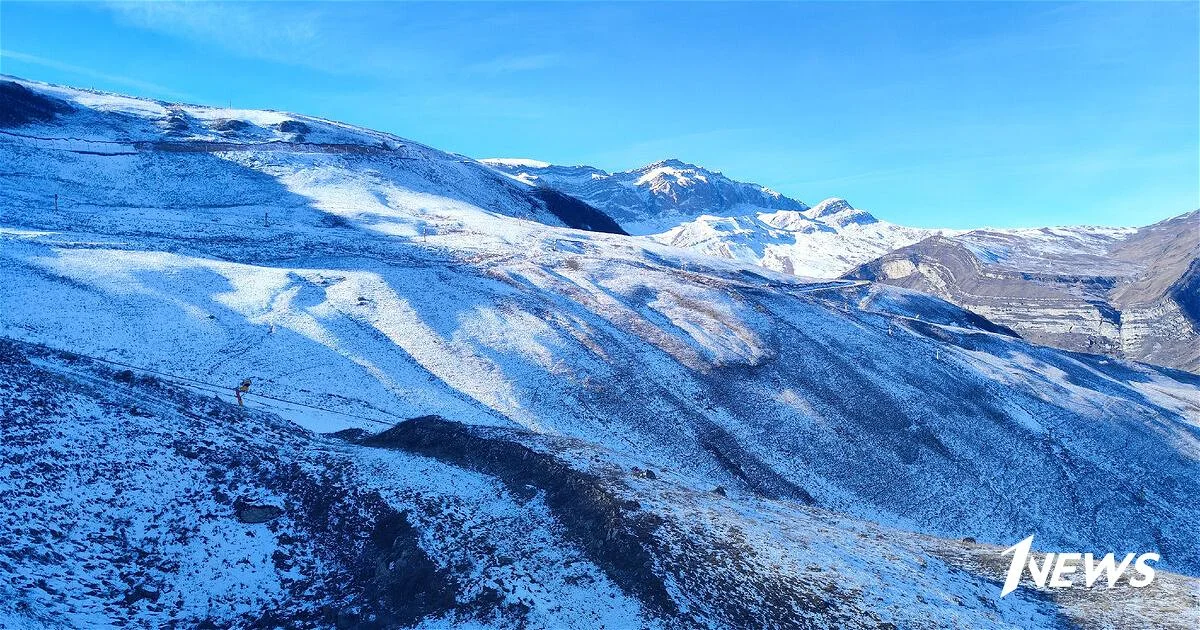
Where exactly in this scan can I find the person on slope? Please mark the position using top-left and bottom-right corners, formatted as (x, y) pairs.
(235, 378), (252, 407)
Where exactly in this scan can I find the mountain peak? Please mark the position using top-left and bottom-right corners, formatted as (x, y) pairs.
(634, 158), (706, 173)
(480, 154), (808, 234)
(807, 198), (855, 218)
(803, 198), (878, 227)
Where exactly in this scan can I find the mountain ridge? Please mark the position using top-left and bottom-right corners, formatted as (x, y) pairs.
(847, 210), (1200, 372)
(3, 77), (1199, 627)
(482, 157), (808, 235)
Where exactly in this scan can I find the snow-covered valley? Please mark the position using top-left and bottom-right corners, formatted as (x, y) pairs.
(3, 77), (1199, 628)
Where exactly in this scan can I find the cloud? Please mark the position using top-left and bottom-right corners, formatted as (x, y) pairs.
(100, 1), (456, 78)
(105, 1), (324, 68)
(101, 2), (572, 81)
(468, 53), (563, 75)
(0, 49), (190, 99)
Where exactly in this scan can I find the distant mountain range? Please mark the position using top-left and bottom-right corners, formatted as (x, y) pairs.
(482, 159), (943, 277)
(481, 158), (808, 235)
(848, 212), (1200, 373)
(484, 157), (1198, 372)
(653, 197), (945, 278)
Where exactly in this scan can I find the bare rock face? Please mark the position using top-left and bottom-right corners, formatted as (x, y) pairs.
(847, 211), (1200, 372)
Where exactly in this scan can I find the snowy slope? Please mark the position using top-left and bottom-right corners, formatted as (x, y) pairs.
(3, 77), (1200, 627)
(482, 158), (808, 235)
(0, 79), (624, 238)
(654, 198), (944, 278)
(3, 341), (1197, 629)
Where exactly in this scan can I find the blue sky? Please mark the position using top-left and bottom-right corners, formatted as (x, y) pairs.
(2, 1), (1196, 228)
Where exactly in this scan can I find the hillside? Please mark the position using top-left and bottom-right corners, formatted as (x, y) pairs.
(6, 340), (1197, 628)
(0, 79), (625, 238)
(2, 77), (1200, 627)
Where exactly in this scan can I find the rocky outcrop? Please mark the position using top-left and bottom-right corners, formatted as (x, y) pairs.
(847, 212), (1200, 372)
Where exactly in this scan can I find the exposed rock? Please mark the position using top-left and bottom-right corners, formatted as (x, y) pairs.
(277, 120), (310, 135)
(163, 112), (189, 135)
(847, 211), (1200, 372)
(123, 585), (160, 606)
(359, 416), (679, 619)
(212, 118), (250, 133)
(234, 501), (283, 524)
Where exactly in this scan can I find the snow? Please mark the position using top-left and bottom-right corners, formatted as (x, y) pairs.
(804, 197), (856, 218)
(482, 158), (809, 235)
(954, 226), (1141, 275)
(652, 203), (945, 278)
(633, 165), (707, 187)
(481, 158), (552, 168)
(3, 76), (1199, 627)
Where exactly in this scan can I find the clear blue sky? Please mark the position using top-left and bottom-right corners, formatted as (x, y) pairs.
(2, 1), (1196, 228)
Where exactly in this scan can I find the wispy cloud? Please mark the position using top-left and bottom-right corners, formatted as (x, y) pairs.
(101, 2), (571, 81)
(468, 53), (563, 75)
(101, 1), (451, 78)
(0, 49), (190, 99)
(105, 1), (324, 67)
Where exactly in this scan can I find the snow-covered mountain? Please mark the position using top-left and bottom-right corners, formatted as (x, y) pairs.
(482, 158), (946, 277)
(485, 153), (1199, 372)
(3, 77), (1200, 628)
(653, 197), (945, 278)
(482, 157), (808, 235)
(848, 213), (1200, 373)
(0, 80), (626, 238)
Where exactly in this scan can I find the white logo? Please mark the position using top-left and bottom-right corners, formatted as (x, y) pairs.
(999, 535), (1159, 597)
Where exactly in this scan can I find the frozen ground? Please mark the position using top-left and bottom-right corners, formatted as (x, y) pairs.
(2, 76), (1199, 627)
(3, 342), (1196, 628)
